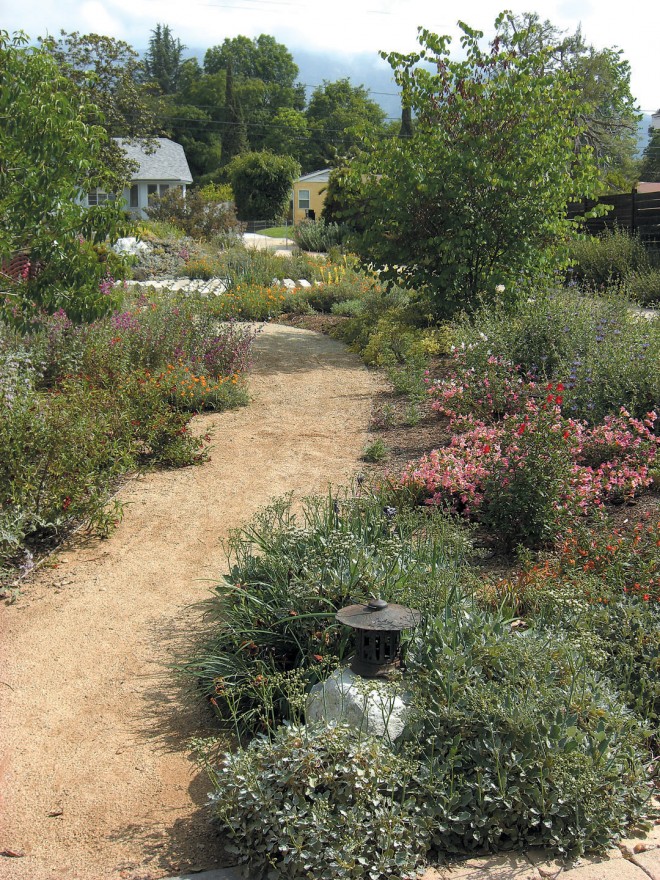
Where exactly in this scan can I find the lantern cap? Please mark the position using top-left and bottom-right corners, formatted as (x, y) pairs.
(336, 599), (421, 632)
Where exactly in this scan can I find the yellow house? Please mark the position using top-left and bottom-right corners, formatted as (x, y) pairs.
(292, 169), (331, 225)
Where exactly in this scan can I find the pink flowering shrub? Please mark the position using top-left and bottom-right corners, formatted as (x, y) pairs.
(397, 371), (659, 548)
(428, 351), (536, 426)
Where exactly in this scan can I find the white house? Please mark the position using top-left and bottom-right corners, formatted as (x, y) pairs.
(84, 138), (193, 219)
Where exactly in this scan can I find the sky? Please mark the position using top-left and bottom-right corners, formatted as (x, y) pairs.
(1, 0), (658, 114)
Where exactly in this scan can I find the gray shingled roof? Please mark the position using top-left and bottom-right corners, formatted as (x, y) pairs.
(114, 138), (193, 184)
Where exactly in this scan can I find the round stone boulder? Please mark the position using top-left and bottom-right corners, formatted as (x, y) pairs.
(306, 666), (411, 743)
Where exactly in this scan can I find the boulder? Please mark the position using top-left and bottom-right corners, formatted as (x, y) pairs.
(306, 666), (411, 743)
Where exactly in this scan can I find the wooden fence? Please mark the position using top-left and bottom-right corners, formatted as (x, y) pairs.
(567, 189), (660, 247)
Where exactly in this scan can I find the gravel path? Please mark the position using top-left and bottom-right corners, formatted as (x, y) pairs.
(0, 324), (382, 880)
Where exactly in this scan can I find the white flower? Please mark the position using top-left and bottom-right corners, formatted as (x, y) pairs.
(495, 284), (505, 293)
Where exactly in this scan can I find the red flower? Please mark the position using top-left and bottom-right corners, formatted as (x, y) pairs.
(516, 423), (527, 435)
(555, 395), (563, 405)
(483, 444), (491, 454)
(563, 430), (570, 440)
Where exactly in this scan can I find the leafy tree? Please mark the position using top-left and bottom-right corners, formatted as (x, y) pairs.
(40, 30), (161, 139)
(227, 151), (300, 221)
(0, 32), (132, 321)
(222, 63), (249, 165)
(304, 79), (387, 171)
(163, 101), (222, 179)
(639, 126), (660, 182)
(341, 15), (600, 319)
(143, 23), (186, 95)
(205, 34), (299, 88)
(263, 107), (310, 161)
(498, 13), (640, 191)
(204, 34), (304, 155)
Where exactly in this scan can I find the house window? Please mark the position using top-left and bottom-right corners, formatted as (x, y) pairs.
(298, 189), (310, 210)
(88, 188), (113, 206)
(147, 183), (172, 204)
(129, 184), (139, 208)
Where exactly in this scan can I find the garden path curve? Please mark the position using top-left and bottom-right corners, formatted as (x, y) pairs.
(0, 323), (382, 880)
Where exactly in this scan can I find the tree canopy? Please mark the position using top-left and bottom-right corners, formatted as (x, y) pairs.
(303, 78), (387, 171)
(0, 31), (131, 320)
(640, 125), (660, 183)
(143, 23), (186, 94)
(498, 13), (640, 192)
(337, 14), (601, 318)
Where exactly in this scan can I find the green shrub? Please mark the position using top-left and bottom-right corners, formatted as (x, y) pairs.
(404, 608), (652, 857)
(292, 218), (348, 252)
(623, 267), (660, 306)
(208, 723), (429, 880)
(0, 294), (255, 569)
(183, 256), (225, 280)
(479, 402), (576, 550)
(146, 187), (242, 241)
(481, 517), (660, 729)
(567, 228), (651, 287)
(330, 297), (364, 317)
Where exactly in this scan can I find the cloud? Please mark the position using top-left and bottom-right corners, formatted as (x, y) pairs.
(79, 2), (126, 37)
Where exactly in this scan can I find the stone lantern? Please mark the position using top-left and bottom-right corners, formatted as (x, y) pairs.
(306, 597), (421, 741)
(336, 597), (421, 679)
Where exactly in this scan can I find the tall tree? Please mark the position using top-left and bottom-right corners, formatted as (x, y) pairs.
(341, 15), (601, 318)
(204, 34), (298, 88)
(143, 23), (186, 95)
(204, 34), (304, 153)
(40, 31), (161, 139)
(304, 79), (387, 171)
(221, 63), (249, 165)
(498, 13), (640, 191)
(639, 124), (660, 182)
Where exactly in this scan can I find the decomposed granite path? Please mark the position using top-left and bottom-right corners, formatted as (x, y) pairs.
(2, 323), (659, 880)
(0, 324), (382, 880)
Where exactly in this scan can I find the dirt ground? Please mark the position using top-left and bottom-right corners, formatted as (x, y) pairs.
(0, 323), (383, 880)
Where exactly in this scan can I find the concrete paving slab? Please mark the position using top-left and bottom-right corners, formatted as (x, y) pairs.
(631, 847), (660, 880)
(560, 857), (646, 879)
(421, 854), (542, 879)
(161, 868), (242, 880)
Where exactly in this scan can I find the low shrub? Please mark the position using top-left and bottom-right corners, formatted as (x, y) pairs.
(205, 606), (655, 874)
(292, 218), (349, 252)
(362, 438), (388, 462)
(0, 294), (256, 570)
(404, 608), (652, 857)
(480, 516), (660, 728)
(567, 228), (652, 287)
(184, 256), (225, 280)
(624, 267), (660, 306)
(202, 283), (309, 321)
(145, 187), (243, 241)
(208, 722), (428, 880)
(398, 374), (658, 548)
